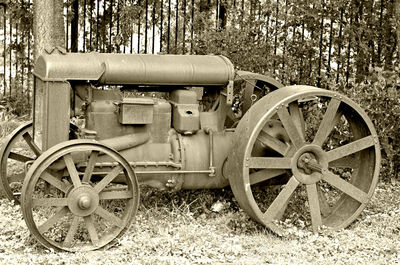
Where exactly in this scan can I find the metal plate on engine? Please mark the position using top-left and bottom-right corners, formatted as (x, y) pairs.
(118, 97), (154, 124)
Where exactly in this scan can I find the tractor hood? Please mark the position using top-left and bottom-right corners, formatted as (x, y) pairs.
(33, 52), (235, 86)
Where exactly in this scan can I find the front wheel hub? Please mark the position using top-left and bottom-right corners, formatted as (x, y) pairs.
(78, 195), (92, 210)
(67, 185), (99, 217)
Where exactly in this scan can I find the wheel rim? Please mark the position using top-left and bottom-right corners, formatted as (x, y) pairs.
(227, 85), (380, 234)
(21, 140), (139, 251)
(227, 72), (284, 128)
(0, 122), (40, 203)
(234, 71), (283, 113)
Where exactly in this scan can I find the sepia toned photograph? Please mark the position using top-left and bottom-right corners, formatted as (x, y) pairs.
(0, 0), (399, 264)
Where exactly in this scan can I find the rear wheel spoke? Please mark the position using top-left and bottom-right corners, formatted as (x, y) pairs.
(249, 169), (286, 185)
(328, 156), (359, 168)
(317, 186), (331, 218)
(257, 130), (289, 155)
(327, 136), (375, 162)
(307, 184), (322, 232)
(277, 107), (304, 149)
(289, 101), (305, 142)
(264, 177), (299, 222)
(248, 157), (292, 169)
(313, 98), (341, 146)
(322, 171), (368, 203)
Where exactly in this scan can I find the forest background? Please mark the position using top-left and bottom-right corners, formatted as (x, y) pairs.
(0, 0), (399, 180)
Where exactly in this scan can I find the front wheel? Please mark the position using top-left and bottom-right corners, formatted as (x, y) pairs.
(0, 121), (40, 203)
(21, 140), (139, 251)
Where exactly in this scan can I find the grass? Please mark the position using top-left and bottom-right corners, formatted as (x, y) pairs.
(0, 119), (22, 140)
(0, 181), (399, 264)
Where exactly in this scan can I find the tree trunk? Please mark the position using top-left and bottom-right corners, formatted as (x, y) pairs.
(395, 0), (400, 61)
(71, 0), (79, 52)
(33, 0), (65, 60)
(218, 3), (227, 29)
(273, 0), (279, 75)
(384, 0), (396, 70)
(317, 12), (324, 87)
(336, 8), (344, 84)
(377, 0), (384, 66)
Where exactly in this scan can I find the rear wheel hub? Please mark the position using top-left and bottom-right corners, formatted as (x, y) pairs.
(291, 145), (327, 185)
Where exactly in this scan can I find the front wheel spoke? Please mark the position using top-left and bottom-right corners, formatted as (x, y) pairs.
(264, 177), (300, 222)
(32, 198), (69, 207)
(22, 132), (42, 156)
(313, 98), (341, 146)
(82, 151), (99, 183)
(64, 154), (82, 187)
(94, 206), (124, 228)
(248, 157), (292, 169)
(63, 216), (80, 247)
(249, 169), (287, 185)
(306, 184), (322, 232)
(99, 190), (133, 200)
(277, 106), (304, 149)
(94, 165), (123, 193)
(84, 215), (100, 246)
(40, 171), (69, 193)
(322, 171), (368, 203)
(326, 136), (375, 162)
(9, 152), (34, 162)
(257, 130), (289, 155)
(289, 101), (305, 141)
(38, 207), (69, 233)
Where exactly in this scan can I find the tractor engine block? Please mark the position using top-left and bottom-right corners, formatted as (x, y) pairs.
(77, 85), (232, 191)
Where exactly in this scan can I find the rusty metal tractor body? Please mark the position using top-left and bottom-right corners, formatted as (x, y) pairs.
(0, 50), (380, 251)
(33, 52), (239, 192)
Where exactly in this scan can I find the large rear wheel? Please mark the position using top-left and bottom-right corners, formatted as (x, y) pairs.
(227, 85), (380, 234)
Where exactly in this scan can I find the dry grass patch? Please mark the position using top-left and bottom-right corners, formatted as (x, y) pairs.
(0, 181), (399, 264)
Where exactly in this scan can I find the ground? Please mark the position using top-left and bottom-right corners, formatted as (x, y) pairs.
(0, 180), (399, 264)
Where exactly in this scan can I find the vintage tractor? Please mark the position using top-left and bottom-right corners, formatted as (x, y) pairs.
(0, 50), (380, 251)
